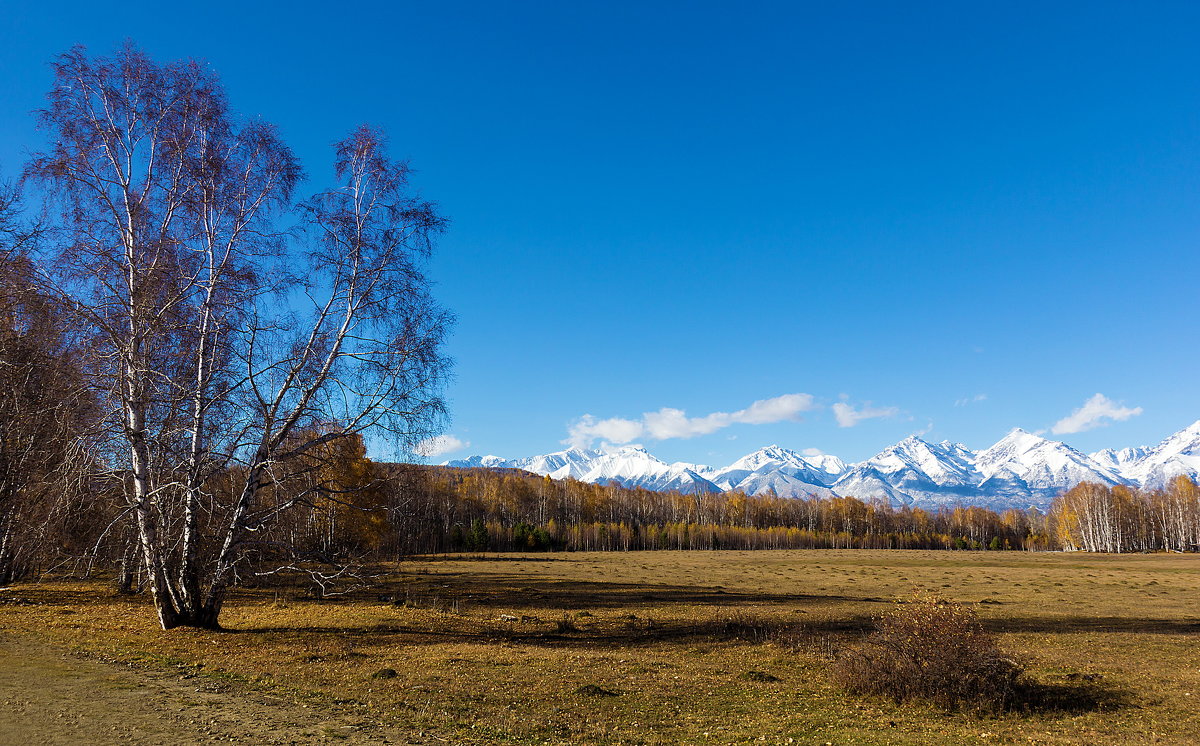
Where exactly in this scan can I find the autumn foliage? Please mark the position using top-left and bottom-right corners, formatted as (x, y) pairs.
(389, 466), (1054, 554)
(1050, 477), (1200, 553)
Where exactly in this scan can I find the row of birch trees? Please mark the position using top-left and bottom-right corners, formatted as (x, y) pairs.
(1049, 477), (1200, 553)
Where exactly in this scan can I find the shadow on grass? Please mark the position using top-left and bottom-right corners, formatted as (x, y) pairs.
(219, 611), (882, 652)
(11, 575), (1200, 642)
(842, 678), (1136, 718)
(347, 571), (895, 611)
(984, 615), (1200, 635)
(1015, 677), (1134, 715)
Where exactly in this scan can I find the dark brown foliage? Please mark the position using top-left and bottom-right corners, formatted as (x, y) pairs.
(0, 182), (97, 583)
(832, 595), (1024, 713)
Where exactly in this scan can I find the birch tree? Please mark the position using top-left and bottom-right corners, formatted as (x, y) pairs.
(29, 44), (449, 629)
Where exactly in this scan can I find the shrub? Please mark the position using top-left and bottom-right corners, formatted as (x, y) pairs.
(832, 594), (1024, 712)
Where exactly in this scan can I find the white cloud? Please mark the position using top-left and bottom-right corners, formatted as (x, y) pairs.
(414, 434), (470, 459)
(832, 401), (899, 428)
(565, 393), (816, 449)
(801, 447), (824, 457)
(954, 394), (988, 407)
(735, 394), (816, 424)
(1051, 394), (1143, 435)
(565, 415), (643, 447)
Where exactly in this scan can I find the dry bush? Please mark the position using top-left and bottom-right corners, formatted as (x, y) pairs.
(832, 594), (1024, 713)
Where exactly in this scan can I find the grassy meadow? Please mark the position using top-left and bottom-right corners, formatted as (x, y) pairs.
(2, 550), (1199, 744)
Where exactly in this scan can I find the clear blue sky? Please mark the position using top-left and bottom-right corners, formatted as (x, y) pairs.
(2, 1), (1197, 464)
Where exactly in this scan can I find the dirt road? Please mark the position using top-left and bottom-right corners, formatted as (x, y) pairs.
(0, 637), (413, 745)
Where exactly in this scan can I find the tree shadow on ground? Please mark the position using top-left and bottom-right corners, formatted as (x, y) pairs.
(984, 615), (1200, 635)
(350, 570), (897, 611)
(1015, 677), (1134, 716)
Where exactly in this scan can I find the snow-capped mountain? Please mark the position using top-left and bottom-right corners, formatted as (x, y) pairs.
(444, 454), (511, 469)
(570, 445), (719, 494)
(1089, 446), (1151, 475)
(832, 436), (982, 507)
(512, 447), (602, 480)
(443, 420), (1200, 510)
(833, 429), (1132, 509)
(701, 445), (846, 498)
(448, 445), (720, 494)
(1120, 420), (1200, 488)
(975, 428), (1126, 499)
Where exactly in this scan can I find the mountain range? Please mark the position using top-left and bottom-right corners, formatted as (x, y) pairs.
(444, 420), (1200, 511)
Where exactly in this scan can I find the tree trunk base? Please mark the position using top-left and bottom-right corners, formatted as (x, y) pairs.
(157, 605), (223, 631)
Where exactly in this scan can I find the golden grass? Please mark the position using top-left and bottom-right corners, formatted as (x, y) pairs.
(2, 549), (1199, 744)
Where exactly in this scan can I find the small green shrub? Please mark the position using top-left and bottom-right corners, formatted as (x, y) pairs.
(832, 595), (1024, 712)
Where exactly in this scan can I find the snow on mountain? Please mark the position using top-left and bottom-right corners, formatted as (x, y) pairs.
(573, 445), (719, 494)
(975, 428), (1126, 498)
(441, 421), (1200, 510)
(511, 447), (603, 480)
(1123, 420), (1200, 488)
(1089, 446), (1151, 475)
(703, 445), (844, 498)
(443, 454), (512, 469)
(455, 445), (721, 494)
(832, 436), (982, 507)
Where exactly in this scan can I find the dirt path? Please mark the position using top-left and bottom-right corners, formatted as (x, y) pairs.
(0, 636), (416, 745)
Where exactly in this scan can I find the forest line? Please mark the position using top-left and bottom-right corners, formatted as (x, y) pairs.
(390, 465), (1200, 555)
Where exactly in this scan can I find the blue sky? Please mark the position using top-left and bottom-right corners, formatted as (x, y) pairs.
(2, 1), (1198, 464)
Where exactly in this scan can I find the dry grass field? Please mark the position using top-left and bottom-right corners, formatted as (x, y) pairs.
(2, 550), (1199, 744)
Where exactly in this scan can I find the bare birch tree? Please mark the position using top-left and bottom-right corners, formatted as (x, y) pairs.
(28, 44), (449, 629)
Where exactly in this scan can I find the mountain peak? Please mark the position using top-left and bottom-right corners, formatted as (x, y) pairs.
(597, 443), (650, 456)
(615, 444), (651, 455)
(1177, 420), (1200, 437)
(977, 427), (1123, 489)
(1124, 420), (1200, 487)
(753, 444), (791, 456)
(992, 428), (1050, 449)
